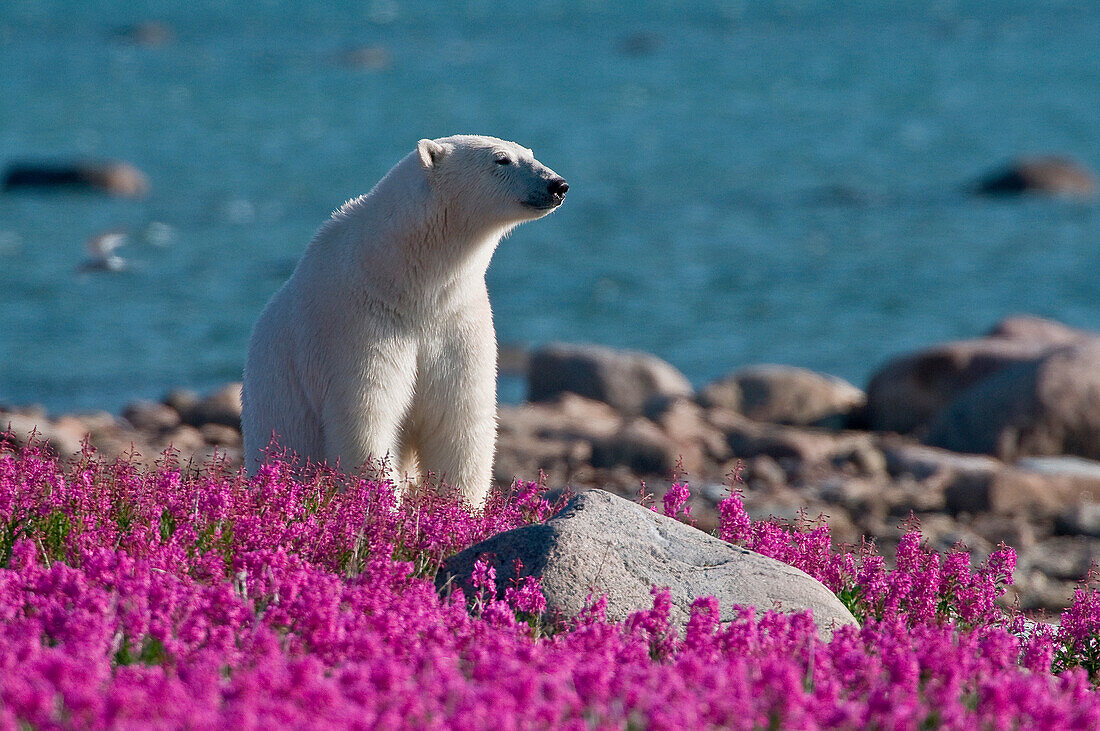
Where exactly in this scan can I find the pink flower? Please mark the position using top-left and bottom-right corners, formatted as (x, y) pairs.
(718, 490), (752, 545)
(662, 481), (691, 520)
(471, 556), (497, 597)
(0, 440), (1098, 728)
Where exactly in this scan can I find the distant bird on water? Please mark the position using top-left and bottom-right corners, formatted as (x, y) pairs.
(78, 230), (128, 272)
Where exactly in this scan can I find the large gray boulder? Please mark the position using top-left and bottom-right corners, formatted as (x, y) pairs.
(527, 343), (692, 416)
(925, 341), (1100, 461)
(700, 364), (865, 429)
(436, 490), (857, 639)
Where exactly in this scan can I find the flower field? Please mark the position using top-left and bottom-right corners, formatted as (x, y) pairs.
(2, 437), (1100, 729)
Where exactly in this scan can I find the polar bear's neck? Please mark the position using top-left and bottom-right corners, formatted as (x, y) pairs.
(313, 154), (509, 308)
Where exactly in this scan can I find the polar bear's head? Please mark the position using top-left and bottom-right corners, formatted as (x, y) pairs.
(416, 135), (568, 227)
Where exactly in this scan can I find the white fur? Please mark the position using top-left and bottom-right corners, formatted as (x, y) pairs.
(242, 135), (566, 507)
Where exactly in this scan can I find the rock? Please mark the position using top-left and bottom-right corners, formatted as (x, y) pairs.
(818, 476), (889, 522)
(1, 413), (85, 458)
(863, 316), (1093, 437)
(53, 414), (129, 458)
(1016, 455), (1100, 480)
(200, 423), (242, 448)
(1054, 503), (1100, 538)
(122, 400), (181, 433)
(817, 505), (860, 546)
(879, 439), (1002, 481)
(527, 343), (692, 416)
(973, 156), (1097, 198)
(4, 404), (47, 420)
(164, 388), (200, 415)
(969, 514), (1037, 551)
(112, 21), (174, 46)
(56, 411), (118, 439)
(944, 466), (1100, 517)
(986, 315), (1090, 344)
(1020, 537), (1097, 582)
(917, 514), (992, 555)
(864, 337), (1056, 435)
(831, 441), (888, 477)
(155, 425), (207, 456)
(495, 395), (623, 484)
(177, 383), (243, 430)
(529, 394), (624, 441)
(875, 440), (1013, 515)
(1010, 569), (1079, 613)
(744, 499), (825, 526)
(718, 411), (875, 474)
(646, 396), (730, 467)
(2, 160), (150, 198)
(741, 455), (788, 492)
(436, 490), (858, 639)
(591, 418), (681, 475)
(699, 365), (865, 429)
(925, 342), (1100, 461)
(882, 479), (947, 516)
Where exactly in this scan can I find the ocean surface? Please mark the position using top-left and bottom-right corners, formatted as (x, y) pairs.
(2, 0), (1099, 414)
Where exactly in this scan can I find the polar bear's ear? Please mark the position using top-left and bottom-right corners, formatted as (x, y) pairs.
(417, 139), (448, 169)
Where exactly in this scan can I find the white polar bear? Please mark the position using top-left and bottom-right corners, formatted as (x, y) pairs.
(241, 135), (568, 507)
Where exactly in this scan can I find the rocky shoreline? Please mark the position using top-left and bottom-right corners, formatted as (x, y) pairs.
(5, 314), (1100, 615)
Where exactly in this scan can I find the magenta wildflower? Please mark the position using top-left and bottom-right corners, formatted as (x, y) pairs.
(661, 481), (691, 520)
(471, 556), (497, 595)
(718, 489), (752, 545)
(504, 576), (547, 615)
(1, 437), (1100, 728)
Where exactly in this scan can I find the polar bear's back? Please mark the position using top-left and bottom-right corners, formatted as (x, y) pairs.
(241, 153), (429, 473)
(241, 281), (326, 468)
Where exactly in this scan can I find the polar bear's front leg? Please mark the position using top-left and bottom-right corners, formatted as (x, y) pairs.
(320, 336), (418, 482)
(413, 313), (498, 509)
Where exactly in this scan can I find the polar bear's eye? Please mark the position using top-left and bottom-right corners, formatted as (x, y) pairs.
(494, 154), (513, 165)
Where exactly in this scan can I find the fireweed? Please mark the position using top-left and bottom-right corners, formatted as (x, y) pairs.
(2, 438), (1100, 729)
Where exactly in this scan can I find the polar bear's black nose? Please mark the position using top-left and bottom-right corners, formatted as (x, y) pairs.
(548, 178), (569, 197)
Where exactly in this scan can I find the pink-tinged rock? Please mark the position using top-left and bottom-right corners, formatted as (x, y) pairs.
(176, 382), (243, 430)
(973, 156), (1097, 198)
(1, 413), (84, 457)
(527, 343), (692, 416)
(122, 400), (181, 433)
(700, 364), (864, 429)
(3, 160), (150, 198)
(865, 316), (1096, 435)
(590, 418), (688, 475)
(925, 341), (1100, 461)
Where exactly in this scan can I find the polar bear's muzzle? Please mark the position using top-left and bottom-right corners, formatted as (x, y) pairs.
(525, 176), (569, 211)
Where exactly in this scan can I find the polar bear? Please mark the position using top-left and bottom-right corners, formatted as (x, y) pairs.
(241, 135), (568, 506)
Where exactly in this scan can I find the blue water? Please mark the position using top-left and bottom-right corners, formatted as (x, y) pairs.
(2, 1), (1099, 414)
